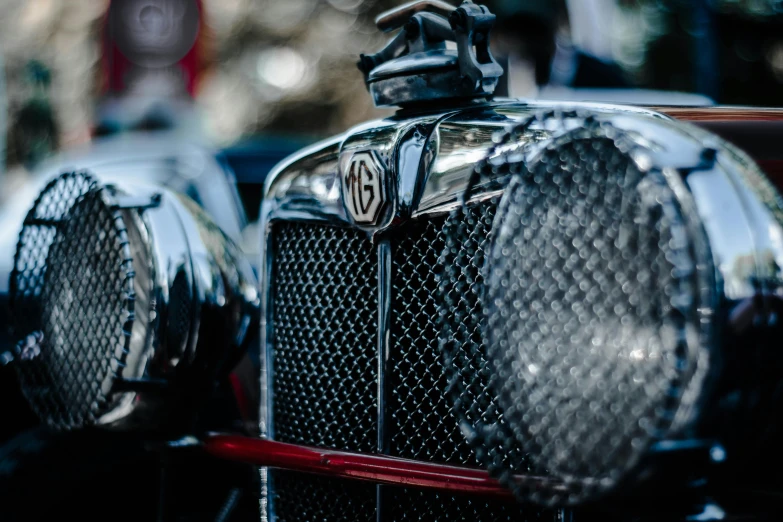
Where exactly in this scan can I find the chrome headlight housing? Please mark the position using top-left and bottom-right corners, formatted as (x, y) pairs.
(440, 110), (783, 506)
(10, 171), (258, 431)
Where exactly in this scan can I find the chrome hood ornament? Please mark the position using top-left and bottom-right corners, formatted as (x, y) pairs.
(358, 0), (503, 108)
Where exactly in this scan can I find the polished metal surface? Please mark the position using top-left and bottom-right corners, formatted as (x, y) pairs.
(374, 0), (456, 33)
(10, 172), (142, 429)
(9, 171), (259, 431)
(359, 1), (503, 108)
(0, 131), (249, 366)
(259, 98), (783, 515)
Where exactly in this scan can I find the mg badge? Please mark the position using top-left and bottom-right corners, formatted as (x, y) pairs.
(342, 151), (386, 225)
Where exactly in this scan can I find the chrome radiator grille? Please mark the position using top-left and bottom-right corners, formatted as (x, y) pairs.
(270, 471), (377, 522)
(383, 487), (550, 522)
(266, 202), (554, 521)
(270, 222), (378, 453)
(388, 214), (472, 464)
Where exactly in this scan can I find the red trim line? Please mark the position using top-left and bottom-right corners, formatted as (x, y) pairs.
(202, 434), (561, 497)
(654, 106), (783, 122)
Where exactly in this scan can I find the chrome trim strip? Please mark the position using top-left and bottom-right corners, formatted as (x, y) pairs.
(377, 239), (392, 456)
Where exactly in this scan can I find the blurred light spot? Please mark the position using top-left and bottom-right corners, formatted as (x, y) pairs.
(327, 0), (373, 13)
(256, 47), (307, 91)
(198, 72), (270, 144)
(710, 445), (727, 463)
(767, 40), (783, 82)
(256, 0), (315, 32)
(318, 8), (358, 34)
(21, 0), (57, 31)
(629, 349), (645, 361)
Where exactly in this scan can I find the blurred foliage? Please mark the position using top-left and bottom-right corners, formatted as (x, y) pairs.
(0, 0), (400, 168)
(195, 0), (400, 143)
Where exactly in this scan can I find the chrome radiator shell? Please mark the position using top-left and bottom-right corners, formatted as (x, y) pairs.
(258, 100), (783, 512)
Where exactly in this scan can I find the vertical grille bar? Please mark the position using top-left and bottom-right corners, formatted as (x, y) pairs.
(377, 239), (392, 522)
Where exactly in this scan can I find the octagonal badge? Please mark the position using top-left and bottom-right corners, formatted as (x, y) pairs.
(342, 151), (387, 225)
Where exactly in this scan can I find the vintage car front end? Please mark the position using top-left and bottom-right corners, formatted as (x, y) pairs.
(234, 1), (783, 520)
(248, 101), (783, 521)
(6, 1), (783, 521)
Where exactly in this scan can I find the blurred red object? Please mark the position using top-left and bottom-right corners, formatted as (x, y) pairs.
(100, 0), (206, 99)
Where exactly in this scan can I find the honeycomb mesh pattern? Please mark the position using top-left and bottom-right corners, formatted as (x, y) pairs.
(482, 127), (710, 505)
(383, 487), (553, 522)
(388, 215), (475, 465)
(10, 171), (138, 430)
(270, 470), (376, 522)
(270, 222), (378, 452)
(436, 198), (542, 488)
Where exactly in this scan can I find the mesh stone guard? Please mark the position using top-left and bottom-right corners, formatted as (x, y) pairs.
(439, 111), (715, 506)
(10, 171), (140, 430)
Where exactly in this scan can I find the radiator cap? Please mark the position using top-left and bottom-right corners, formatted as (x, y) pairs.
(357, 1), (504, 108)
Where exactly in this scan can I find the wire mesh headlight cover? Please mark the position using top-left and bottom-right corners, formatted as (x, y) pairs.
(10, 171), (258, 431)
(439, 110), (783, 506)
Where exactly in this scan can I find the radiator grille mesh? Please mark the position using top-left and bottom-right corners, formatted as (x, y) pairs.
(438, 198), (531, 474)
(383, 486), (552, 522)
(270, 222), (378, 453)
(270, 470), (376, 522)
(388, 214), (475, 465)
(387, 199), (534, 474)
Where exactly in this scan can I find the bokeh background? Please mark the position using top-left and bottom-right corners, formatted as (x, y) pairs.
(2, 0), (783, 203)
